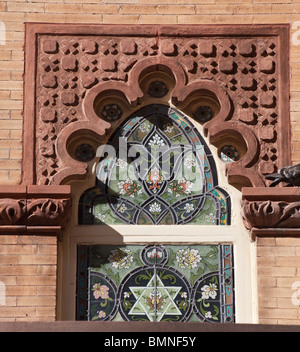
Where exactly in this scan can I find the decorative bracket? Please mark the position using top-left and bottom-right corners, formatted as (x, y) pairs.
(241, 187), (300, 240)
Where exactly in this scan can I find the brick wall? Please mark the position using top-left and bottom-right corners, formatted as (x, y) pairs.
(257, 237), (300, 325)
(0, 0), (300, 324)
(0, 235), (57, 321)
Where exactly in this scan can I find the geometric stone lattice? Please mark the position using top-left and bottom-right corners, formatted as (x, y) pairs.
(76, 244), (234, 323)
(24, 24), (290, 190)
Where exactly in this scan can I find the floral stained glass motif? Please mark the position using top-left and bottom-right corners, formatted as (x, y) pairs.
(79, 104), (230, 225)
(76, 244), (235, 323)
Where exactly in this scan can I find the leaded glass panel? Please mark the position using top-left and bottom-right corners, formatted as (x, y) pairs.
(78, 104), (230, 225)
(76, 244), (235, 323)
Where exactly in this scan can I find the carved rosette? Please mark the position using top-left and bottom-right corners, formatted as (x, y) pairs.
(0, 186), (71, 235)
(241, 188), (300, 238)
(23, 24), (290, 190)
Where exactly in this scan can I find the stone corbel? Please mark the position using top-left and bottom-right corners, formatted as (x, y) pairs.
(0, 185), (71, 237)
(241, 187), (300, 240)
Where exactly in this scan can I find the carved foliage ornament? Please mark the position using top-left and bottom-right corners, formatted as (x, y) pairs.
(23, 24), (290, 189)
(0, 186), (71, 233)
(241, 188), (300, 237)
(242, 200), (300, 230)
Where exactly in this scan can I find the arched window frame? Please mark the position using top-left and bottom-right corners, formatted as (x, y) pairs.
(58, 80), (257, 323)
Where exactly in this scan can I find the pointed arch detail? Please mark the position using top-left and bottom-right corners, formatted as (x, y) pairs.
(79, 104), (231, 226)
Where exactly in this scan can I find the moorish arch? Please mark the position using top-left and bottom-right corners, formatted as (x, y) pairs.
(22, 24), (290, 191)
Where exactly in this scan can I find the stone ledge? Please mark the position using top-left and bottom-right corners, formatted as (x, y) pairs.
(0, 321), (299, 332)
(242, 187), (300, 202)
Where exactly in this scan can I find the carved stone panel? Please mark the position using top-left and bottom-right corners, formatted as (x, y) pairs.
(241, 187), (300, 239)
(0, 185), (71, 235)
(23, 24), (290, 188)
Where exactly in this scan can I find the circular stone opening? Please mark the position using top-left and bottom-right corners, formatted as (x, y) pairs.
(181, 92), (221, 126)
(148, 81), (169, 98)
(101, 104), (123, 122)
(75, 144), (96, 162)
(220, 145), (240, 163)
(193, 105), (214, 123)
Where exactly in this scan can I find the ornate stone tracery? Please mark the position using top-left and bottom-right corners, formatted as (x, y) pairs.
(23, 24), (290, 191)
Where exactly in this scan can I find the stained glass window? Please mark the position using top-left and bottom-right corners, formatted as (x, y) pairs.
(76, 244), (234, 323)
(78, 104), (231, 225)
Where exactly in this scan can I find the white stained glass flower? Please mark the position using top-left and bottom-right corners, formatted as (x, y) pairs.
(118, 203), (127, 213)
(181, 292), (188, 299)
(139, 121), (151, 132)
(184, 203), (194, 213)
(147, 248), (163, 260)
(149, 202), (162, 214)
(176, 248), (202, 269)
(95, 213), (106, 222)
(148, 133), (166, 147)
(184, 157), (196, 169)
(205, 311), (213, 318)
(201, 283), (218, 300)
(116, 158), (127, 169)
(206, 212), (216, 223)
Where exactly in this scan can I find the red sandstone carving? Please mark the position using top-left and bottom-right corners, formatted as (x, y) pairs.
(0, 199), (25, 225)
(241, 188), (300, 238)
(0, 186), (71, 234)
(22, 24), (290, 189)
(27, 198), (71, 227)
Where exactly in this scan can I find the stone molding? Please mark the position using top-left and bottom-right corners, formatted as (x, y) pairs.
(0, 185), (71, 235)
(0, 321), (298, 332)
(242, 187), (300, 239)
(23, 23), (290, 190)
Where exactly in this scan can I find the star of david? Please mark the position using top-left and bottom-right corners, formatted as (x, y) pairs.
(128, 272), (182, 322)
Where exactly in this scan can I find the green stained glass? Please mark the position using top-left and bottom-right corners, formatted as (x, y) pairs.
(78, 104), (230, 225)
(76, 244), (235, 323)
